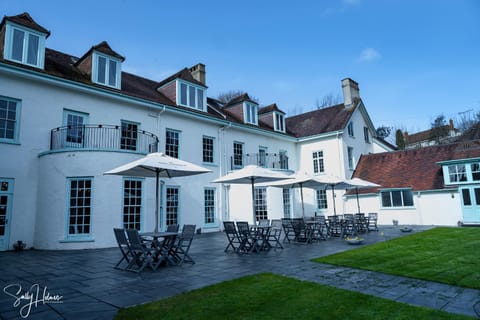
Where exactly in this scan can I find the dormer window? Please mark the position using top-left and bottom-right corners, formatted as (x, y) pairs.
(244, 102), (258, 125)
(92, 52), (121, 89)
(274, 112), (285, 133)
(4, 23), (46, 68)
(178, 80), (206, 111)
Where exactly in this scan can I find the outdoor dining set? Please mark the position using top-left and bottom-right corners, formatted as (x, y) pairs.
(223, 212), (378, 254)
(113, 224), (196, 272)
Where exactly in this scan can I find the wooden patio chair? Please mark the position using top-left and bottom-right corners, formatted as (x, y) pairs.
(171, 224), (196, 265)
(223, 221), (241, 252)
(125, 229), (162, 272)
(113, 228), (133, 270)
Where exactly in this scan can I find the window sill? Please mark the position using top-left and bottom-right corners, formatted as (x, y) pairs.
(60, 237), (95, 243)
(0, 140), (20, 145)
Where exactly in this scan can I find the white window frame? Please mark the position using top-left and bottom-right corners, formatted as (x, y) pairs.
(442, 162), (480, 185)
(258, 146), (267, 167)
(274, 112), (285, 133)
(312, 151), (324, 174)
(202, 136), (215, 164)
(244, 102), (258, 125)
(165, 129), (181, 159)
(166, 186), (180, 226)
(0, 96), (21, 144)
(4, 22), (46, 69)
(233, 141), (244, 169)
(316, 189), (328, 210)
(347, 146), (355, 170)
(123, 178), (144, 230)
(380, 189), (414, 208)
(282, 188), (292, 218)
(120, 120), (139, 151)
(177, 80), (206, 111)
(92, 51), (121, 89)
(66, 177), (93, 239)
(347, 122), (354, 137)
(254, 187), (268, 222)
(364, 126), (370, 143)
(204, 187), (216, 225)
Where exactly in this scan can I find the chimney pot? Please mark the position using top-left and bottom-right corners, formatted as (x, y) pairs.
(189, 63), (206, 86)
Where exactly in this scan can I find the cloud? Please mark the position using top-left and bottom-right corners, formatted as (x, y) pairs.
(357, 48), (381, 62)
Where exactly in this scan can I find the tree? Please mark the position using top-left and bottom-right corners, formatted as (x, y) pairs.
(375, 126), (392, 139)
(395, 129), (405, 150)
(316, 93), (341, 109)
(430, 114), (449, 143)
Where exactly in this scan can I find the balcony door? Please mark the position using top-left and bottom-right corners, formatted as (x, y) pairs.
(0, 179), (14, 251)
(62, 109), (89, 148)
(460, 186), (480, 224)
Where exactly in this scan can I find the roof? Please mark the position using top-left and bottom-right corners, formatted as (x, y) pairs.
(76, 41), (125, 63)
(454, 122), (480, 142)
(352, 140), (480, 193)
(285, 100), (357, 138)
(223, 93), (257, 108)
(156, 68), (206, 88)
(1, 12), (51, 37)
(405, 125), (454, 145)
(259, 103), (285, 115)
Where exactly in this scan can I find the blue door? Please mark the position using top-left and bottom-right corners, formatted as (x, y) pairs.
(460, 186), (480, 224)
(0, 179), (14, 251)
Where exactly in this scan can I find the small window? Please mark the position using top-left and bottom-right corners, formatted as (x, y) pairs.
(178, 81), (205, 111)
(364, 127), (370, 143)
(471, 163), (480, 181)
(0, 97), (20, 143)
(448, 165), (467, 183)
(381, 189), (414, 208)
(202, 136), (214, 163)
(274, 113), (285, 132)
(316, 189), (328, 209)
(121, 121), (138, 151)
(244, 103), (258, 125)
(258, 147), (267, 167)
(93, 52), (121, 89)
(233, 142), (244, 168)
(165, 129), (180, 158)
(5, 24), (45, 68)
(347, 147), (354, 170)
(313, 151), (324, 174)
(347, 122), (354, 137)
(204, 188), (216, 224)
(279, 151), (288, 170)
(63, 110), (89, 146)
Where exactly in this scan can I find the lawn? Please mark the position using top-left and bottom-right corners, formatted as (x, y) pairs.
(115, 273), (473, 320)
(314, 227), (480, 289)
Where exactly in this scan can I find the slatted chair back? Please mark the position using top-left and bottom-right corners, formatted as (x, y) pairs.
(167, 224), (180, 233)
(172, 224), (196, 265)
(268, 219), (284, 249)
(367, 212), (378, 231)
(281, 218), (294, 243)
(223, 221), (241, 252)
(125, 229), (155, 272)
(113, 228), (132, 270)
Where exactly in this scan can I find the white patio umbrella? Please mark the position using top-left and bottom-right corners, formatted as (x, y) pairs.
(211, 165), (290, 225)
(104, 152), (211, 233)
(346, 177), (380, 214)
(266, 172), (328, 218)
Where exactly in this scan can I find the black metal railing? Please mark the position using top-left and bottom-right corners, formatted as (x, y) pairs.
(230, 153), (289, 170)
(50, 124), (159, 154)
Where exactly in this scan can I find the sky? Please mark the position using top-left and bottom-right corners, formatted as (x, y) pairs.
(3, 0), (480, 137)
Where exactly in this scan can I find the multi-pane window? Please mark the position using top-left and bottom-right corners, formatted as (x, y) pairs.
(93, 52), (120, 88)
(166, 129), (180, 158)
(5, 24), (45, 68)
(0, 97), (19, 142)
(254, 187), (267, 222)
(313, 151), (324, 174)
(316, 189), (328, 209)
(233, 142), (244, 168)
(274, 113), (285, 132)
(279, 151), (288, 170)
(67, 178), (92, 236)
(448, 164), (467, 183)
(121, 121), (138, 151)
(347, 147), (354, 169)
(364, 127), (370, 143)
(204, 188), (215, 224)
(282, 188), (291, 218)
(245, 103), (258, 125)
(166, 187), (179, 226)
(63, 110), (88, 146)
(258, 147), (267, 167)
(178, 81), (205, 111)
(381, 189), (414, 208)
(347, 122), (354, 137)
(471, 163), (480, 181)
(203, 136), (214, 163)
(123, 179), (143, 230)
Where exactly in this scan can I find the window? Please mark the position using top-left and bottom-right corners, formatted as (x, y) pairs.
(244, 103), (258, 125)
(364, 127), (370, 143)
(381, 189), (414, 208)
(274, 113), (285, 132)
(313, 151), (324, 174)
(204, 188), (215, 224)
(165, 129), (180, 158)
(471, 163), (480, 181)
(121, 121), (138, 151)
(233, 142), (244, 168)
(258, 147), (267, 167)
(178, 81), (206, 111)
(316, 189), (328, 209)
(93, 52), (121, 88)
(0, 97), (20, 143)
(67, 178), (92, 236)
(347, 122), (354, 137)
(63, 110), (88, 146)
(448, 164), (467, 183)
(166, 187), (179, 226)
(279, 151), (288, 170)
(254, 187), (267, 222)
(347, 147), (354, 170)
(4, 23), (45, 68)
(202, 136), (215, 164)
(123, 179), (143, 230)
(282, 188), (291, 218)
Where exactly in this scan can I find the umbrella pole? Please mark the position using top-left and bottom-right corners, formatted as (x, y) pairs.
(356, 187), (361, 214)
(155, 170), (159, 233)
(251, 177), (256, 226)
(332, 185), (337, 216)
(300, 184), (305, 219)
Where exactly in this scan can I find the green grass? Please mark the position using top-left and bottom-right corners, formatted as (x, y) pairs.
(115, 273), (473, 320)
(314, 227), (480, 289)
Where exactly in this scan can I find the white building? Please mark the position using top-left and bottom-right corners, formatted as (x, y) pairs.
(0, 13), (391, 250)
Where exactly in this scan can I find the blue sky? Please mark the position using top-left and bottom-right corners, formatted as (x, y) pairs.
(3, 0), (480, 136)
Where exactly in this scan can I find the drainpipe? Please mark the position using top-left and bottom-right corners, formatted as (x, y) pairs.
(218, 122), (232, 225)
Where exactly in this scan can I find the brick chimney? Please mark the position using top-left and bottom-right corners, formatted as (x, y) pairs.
(341, 78), (360, 108)
(189, 63), (206, 86)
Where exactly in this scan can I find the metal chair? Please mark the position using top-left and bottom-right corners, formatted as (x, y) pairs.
(367, 212), (379, 231)
(268, 219), (284, 249)
(125, 229), (162, 272)
(113, 228), (133, 270)
(236, 221), (258, 253)
(223, 221), (241, 252)
(281, 218), (295, 243)
(171, 224), (196, 265)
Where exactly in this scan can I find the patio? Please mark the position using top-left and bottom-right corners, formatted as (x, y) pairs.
(0, 226), (478, 319)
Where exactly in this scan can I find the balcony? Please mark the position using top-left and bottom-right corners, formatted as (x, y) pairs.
(230, 153), (289, 170)
(50, 124), (159, 154)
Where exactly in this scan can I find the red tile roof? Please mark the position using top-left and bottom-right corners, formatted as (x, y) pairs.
(352, 140), (480, 193)
(1, 12), (50, 37)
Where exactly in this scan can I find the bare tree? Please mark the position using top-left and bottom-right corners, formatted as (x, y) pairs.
(217, 90), (259, 104)
(316, 92), (341, 109)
